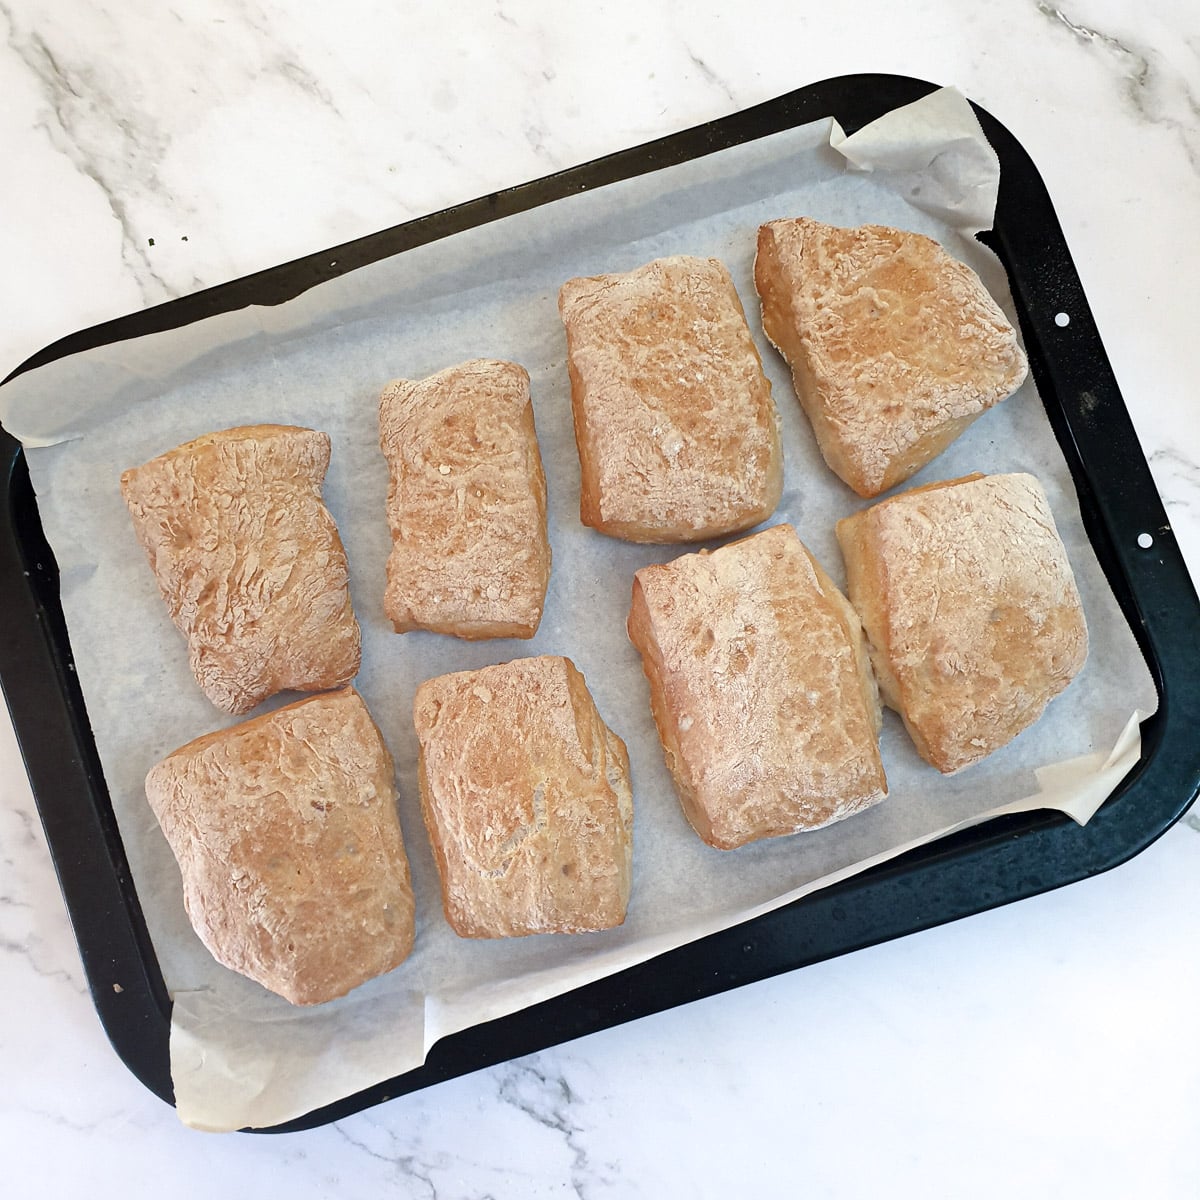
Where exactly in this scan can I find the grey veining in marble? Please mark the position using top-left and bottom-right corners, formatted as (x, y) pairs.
(1036, 0), (1200, 168)
(495, 1060), (601, 1195)
(1151, 447), (1200, 515)
(2, 1), (173, 301)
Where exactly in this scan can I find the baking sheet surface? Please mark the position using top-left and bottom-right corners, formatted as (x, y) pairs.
(0, 89), (1157, 1130)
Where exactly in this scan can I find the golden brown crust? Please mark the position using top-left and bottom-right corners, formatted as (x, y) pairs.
(412, 656), (633, 938)
(120, 424), (361, 715)
(379, 360), (551, 639)
(835, 472), (1089, 773)
(144, 688), (416, 1006)
(558, 255), (782, 542)
(754, 218), (1028, 498)
(627, 524), (887, 850)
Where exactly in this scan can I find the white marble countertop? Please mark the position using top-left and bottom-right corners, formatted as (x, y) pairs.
(2, 1), (1198, 1194)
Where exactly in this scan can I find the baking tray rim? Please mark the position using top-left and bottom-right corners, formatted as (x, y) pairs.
(2, 71), (1197, 1132)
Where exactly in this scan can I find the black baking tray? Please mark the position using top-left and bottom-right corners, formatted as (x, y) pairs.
(3, 74), (1198, 1132)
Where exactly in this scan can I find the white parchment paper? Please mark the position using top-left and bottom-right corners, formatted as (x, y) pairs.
(0, 89), (1158, 1131)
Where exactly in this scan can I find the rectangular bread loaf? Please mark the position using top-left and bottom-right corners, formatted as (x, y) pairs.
(413, 655), (633, 937)
(121, 425), (361, 715)
(836, 472), (1089, 772)
(627, 523), (887, 850)
(755, 218), (1028, 498)
(559, 255), (782, 542)
(144, 688), (416, 1005)
(379, 359), (551, 639)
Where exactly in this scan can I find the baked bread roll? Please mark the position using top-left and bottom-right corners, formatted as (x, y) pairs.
(120, 424), (361, 715)
(836, 472), (1088, 773)
(754, 217), (1028, 498)
(144, 688), (416, 1006)
(558, 255), (782, 542)
(379, 359), (551, 639)
(413, 655), (633, 937)
(627, 523), (887, 851)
